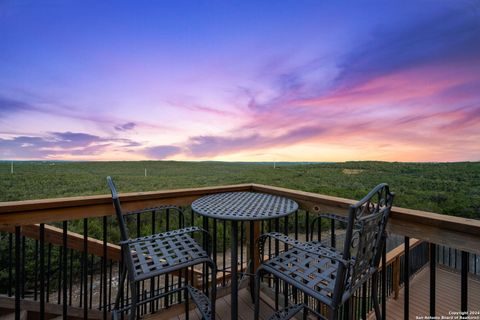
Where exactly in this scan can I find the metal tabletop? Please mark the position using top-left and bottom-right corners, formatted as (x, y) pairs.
(191, 191), (299, 221)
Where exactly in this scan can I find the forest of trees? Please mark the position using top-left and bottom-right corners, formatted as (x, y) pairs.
(1, 160), (479, 219)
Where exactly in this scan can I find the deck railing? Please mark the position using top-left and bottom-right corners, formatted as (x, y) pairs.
(0, 183), (479, 319)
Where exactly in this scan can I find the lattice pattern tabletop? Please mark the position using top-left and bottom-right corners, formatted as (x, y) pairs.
(191, 192), (298, 221)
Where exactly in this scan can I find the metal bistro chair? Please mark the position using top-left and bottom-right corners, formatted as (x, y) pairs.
(107, 176), (216, 320)
(255, 183), (394, 320)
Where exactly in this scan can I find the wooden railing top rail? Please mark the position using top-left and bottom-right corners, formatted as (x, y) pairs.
(1, 183), (479, 254)
(250, 184), (480, 255)
(251, 184), (480, 230)
(0, 183), (253, 225)
(0, 224), (122, 260)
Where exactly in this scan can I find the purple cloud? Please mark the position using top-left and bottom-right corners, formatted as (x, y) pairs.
(121, 140), (143, 147)
(0, 136), (54, 158)
(114, 122), (136, 131)
(438, 105), (480, 131)
(144, 145), (182, 159)
(50, 132), (100, 147)
(0, 132), (142, 159)
(69, 144), (112, 156)
(187, 135), (261, 157)
(0, 96), (38, 117)
(335, 8), (480, 90)
(171, 7), (480, 160)
(188, 6), (480, 160)
(186, 125), (325, 157)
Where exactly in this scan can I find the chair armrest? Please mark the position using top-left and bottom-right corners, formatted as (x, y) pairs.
(124, 205), (185, 227)
(256, 232), (349, 266)
(310, 213), (349, 240)
(318, 213), (349, 223)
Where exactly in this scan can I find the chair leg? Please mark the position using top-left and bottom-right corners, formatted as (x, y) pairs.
(254, 268), (264, 320)
(185, 286), (190, 320)
(343, 299), (353, 320)
(210, 261), (217, 320)
(372, 272), (381, 320)
(302, 304), (308, 320)
(129, 281), (138, 320)
(114, 267), (127, 311)
(329, 308), (338, 320)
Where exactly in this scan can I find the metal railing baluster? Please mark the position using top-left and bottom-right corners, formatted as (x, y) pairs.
(39, 224), (45, 320)
(165, 209), (170, 307)
(362, 283), (367, 320)
(430, 243), (436, 317)
(89, 254), (94, 308)
(34, 239), (38, 301)
(283, 216), (289, 308)
(178, 210), (183, 304)
(109, 259), (113, 311)
(150, 211), (156, 313)
(461, 251), (469, 312)
(103, 216), (108, 318)
(47, 243), (51, 303)
(293, 210), (298, 304)
(62, 221), (68, 318)
(8, 233), (13, 297)
(57, 246), (62, 304)
(241, 221), (244, 274)
(274, 218), (279, 310)
(382, 240), (387, 320)
(330, 219), (335, 248)
(69, 249), (73, 306)
(268, 219), (272, 287)
(83, 218), (88, 320)
(404, 237), (410, 320)
(15, 227), (21, 320)
(223, 220), (226, 287)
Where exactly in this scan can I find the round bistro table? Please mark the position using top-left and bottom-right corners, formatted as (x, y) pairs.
(191, 191), (299, 320)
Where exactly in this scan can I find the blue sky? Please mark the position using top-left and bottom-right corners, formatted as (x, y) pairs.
(1, 1), (479, 161)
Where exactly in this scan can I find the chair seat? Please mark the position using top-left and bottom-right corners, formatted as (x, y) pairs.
(261, 241), (343, 306)
(128, 227), (210, 281)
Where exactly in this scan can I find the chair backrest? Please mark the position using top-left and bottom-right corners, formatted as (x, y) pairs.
(337, 183), (394, 300)
(106, 176), (130, 242)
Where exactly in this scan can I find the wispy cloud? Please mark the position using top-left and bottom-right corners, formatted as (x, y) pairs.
(0, 96), (39, 117)
(184, 125), (325, 157)
(114, 122), (136, 131)
(334, 8), (480, 90)
(0, 132), (143, 159)
(143, 145), (182, 159)
(180, 6), (480, 159)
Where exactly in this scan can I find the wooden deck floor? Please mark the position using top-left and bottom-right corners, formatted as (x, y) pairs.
(147, 266), (480, 320)
(148, 288), (275, 320)
(381, 266), (480, 319)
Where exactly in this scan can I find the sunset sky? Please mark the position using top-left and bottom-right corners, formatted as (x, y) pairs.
(0, 1), (479, 162)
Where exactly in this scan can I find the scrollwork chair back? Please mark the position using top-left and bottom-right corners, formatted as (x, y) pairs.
(334, 183), (395, 304)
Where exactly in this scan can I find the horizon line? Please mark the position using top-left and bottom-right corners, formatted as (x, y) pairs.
(1, 159), (478, 164)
